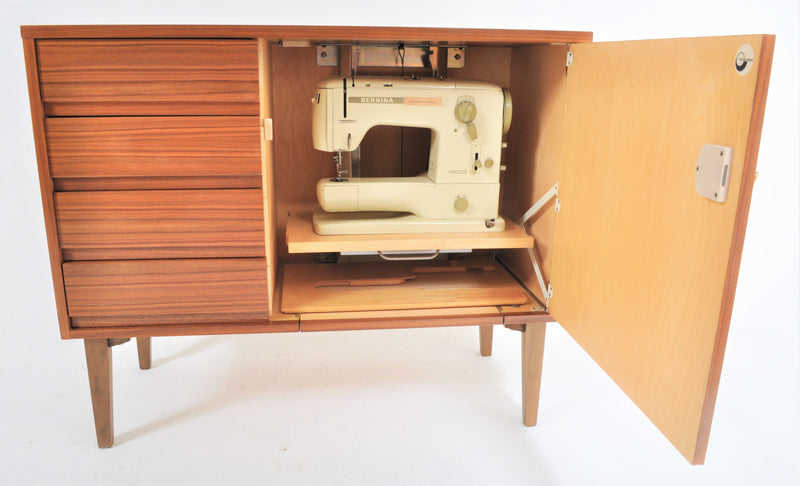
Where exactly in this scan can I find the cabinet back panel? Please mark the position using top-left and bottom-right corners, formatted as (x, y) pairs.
(271, 45), (340, 259)
(270, 45), (515, 261)
(37, 39), (259, 116)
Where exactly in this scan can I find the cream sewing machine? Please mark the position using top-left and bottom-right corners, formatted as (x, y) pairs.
(311, 76), (512, 235)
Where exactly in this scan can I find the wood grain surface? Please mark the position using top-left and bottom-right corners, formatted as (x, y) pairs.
(45, 117), (262, 185)
(299, 305), (503, 332)
(548, 35), (770, 464)
(37, 39), (259, 116)
(271, 45), (340, 259)
(21, 25), (593, 45)
(55, 189), (266, 260)
(63, 259), (269, 320)
(259, 39), (278, 316)
(692, 34), (775, 465)
(282, 260), (528, 313)
(498, 45), (569, 302)
(286, 211), (533, 253)
(22, 38), (72, 338)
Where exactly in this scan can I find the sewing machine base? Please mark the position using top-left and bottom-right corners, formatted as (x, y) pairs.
(312, 208), (506, 235)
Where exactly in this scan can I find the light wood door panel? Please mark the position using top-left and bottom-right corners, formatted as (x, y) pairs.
(45, 117), (262, 187)
(549, 35), (773, 464)
(55, 189), (265, 260)
(37, 39), (259, 116)
(63, 259), (270, 322)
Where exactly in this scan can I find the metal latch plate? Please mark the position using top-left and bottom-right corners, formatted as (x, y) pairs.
(695, 144), (734, 203)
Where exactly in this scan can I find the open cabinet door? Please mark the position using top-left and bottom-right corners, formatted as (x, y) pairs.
(548, 35), (774, 464)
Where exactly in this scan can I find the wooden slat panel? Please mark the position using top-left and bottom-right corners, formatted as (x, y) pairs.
(21, 25), (593, 45)
(22, 38), (72, 338)
(37, 39), (259, 116)
(45, 117), (262, 183)
(68, 321), (299, 337)
(549, 35), (772, 464)
(55, 189), (265, 260)
(52, 176), (262, 192)
(63, 259), (269, 320)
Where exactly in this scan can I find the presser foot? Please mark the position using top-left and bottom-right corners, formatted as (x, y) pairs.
(312, 209), (506, 235)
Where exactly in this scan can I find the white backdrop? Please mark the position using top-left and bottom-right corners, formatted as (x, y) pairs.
(1, 1), (797, 484)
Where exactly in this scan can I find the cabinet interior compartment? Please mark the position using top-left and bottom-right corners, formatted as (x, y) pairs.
(266, 41), (567, 318)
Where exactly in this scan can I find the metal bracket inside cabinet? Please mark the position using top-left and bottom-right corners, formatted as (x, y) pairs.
(316, 44), (338, 66)
(316, 43), (466, 71)
(516, 182), (559, 308)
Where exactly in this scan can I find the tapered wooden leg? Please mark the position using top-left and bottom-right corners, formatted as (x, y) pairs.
(84, 339), (114, 448)
(522, 322), (546, 426)
(479, 325), (493, 356)
(136, 337), (152, 370)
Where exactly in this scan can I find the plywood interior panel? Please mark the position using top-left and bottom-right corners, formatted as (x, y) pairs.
(259, 39), (278, 316)
(299, 305), (504, 332)
(282, 259), (528, 313)
(55, 189), (265, 260)
(498, 44), (569, 302)
(37, 39), (259, 116)
(548, 35), (768, 463)
(271, 45), (339, 261)
(285, 211), (532, 253)
(45, 117), (262, 184)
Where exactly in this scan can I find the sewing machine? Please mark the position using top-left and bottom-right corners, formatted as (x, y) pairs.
(311, 76), (512, 235)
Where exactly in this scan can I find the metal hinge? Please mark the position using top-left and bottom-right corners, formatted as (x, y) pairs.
(262, 118), (273, 141)
(566, 51), (573, 68)
(547, 283), (553, 301)
(554, 197), (561, 213)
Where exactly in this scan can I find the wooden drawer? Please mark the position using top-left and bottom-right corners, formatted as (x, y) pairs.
(45, 117), (262, 190)
(37, 39), (259, 116)
(63, 259), (269, 327)
(55, 189), (265, 260)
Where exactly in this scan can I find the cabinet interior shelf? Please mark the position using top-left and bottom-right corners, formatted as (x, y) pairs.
(285, 211), (534, 254)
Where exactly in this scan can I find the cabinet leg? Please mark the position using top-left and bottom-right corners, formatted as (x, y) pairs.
(84, 339), (114, 448)
(479, 325), (493, 356)
(136, 337), (152, 370)
(522, 322), (546, 427)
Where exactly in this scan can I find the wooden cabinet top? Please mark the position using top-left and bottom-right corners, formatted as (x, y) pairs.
(20, 24), (593, 44)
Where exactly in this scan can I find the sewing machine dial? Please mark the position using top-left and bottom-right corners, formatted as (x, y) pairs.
(454, 96), (479, 140)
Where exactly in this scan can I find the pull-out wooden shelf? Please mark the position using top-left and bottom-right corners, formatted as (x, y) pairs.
(286, 211), (533, 253)
(282, 258), (529, 313)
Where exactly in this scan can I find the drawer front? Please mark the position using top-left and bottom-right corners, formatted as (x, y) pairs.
(55, 189), (265, 260)
(45, 117), (262, 190)
(63, 259), (269, 326)
(37, 39), (259, 116)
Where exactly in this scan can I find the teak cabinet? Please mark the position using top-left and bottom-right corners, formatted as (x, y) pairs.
(21, 25), (774, 464)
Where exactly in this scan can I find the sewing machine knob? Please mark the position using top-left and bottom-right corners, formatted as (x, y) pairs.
(484, 158), (495, 169)
(454, 101), (478, 141)
(454, 196), (469, 212)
